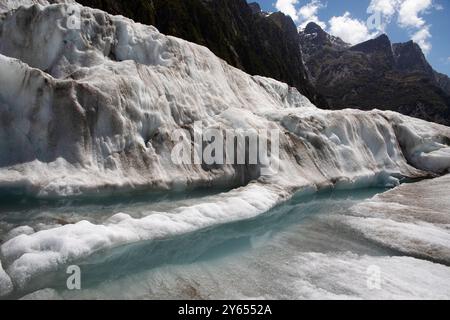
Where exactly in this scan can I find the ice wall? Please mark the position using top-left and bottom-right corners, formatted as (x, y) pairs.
(0, 3), (448, 197)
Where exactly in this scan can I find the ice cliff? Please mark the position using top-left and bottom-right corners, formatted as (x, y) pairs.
(0, 2), (450, 296)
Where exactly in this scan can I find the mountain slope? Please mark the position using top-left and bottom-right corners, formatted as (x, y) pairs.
(299, 22), (450, 125)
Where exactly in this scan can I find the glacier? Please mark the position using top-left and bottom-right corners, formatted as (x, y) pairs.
(0, 1), (450, 298)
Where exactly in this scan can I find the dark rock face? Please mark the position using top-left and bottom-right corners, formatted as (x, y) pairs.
(299, 22), (348, 61)
(247, 2), (262, 14)
(350, 34), (393, 55)
(76, 0), (326, 107)
(436, 72), (450, 95)
(393, 41), (433, 74)
(299, 22), (450, 125)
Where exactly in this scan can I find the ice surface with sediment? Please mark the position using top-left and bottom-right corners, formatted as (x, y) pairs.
(337, 174), (450, 265)
(0, 1), (450, 298)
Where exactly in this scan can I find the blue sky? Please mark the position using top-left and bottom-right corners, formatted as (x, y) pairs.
(251, 0), (450, 76)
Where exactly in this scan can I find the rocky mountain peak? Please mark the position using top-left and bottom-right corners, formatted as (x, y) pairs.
(299, 26), (450, 125)
(300, 22), (347, 47)
(350, 34), (392, 54)
(393, 40), (433, 74)
(303, 21), (326, 35)
(268, 11), (298, 35)
(299, 22), (348, 60)
(248, 2), (261, 15)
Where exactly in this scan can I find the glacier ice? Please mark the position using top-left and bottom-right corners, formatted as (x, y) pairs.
(0, 259), (13, 296)
(20, 288), (62, 300)
(337, 174), (450, 265)
(0, 0), (74, 15)
(0, 2), (449, 296)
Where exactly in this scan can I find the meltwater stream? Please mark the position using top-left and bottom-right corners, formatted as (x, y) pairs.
(2, 183), (450, 299)
(1, 187), (386, 298)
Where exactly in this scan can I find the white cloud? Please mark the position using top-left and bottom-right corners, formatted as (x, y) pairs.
(367, 0), (435, 54)
(367, 0), (433, 28)
(434, 3), (444, 11)
(328, 12), (377, 45)
(412, 26), (432, 54)
(276, 0), (437, 53)
(298, 0), (327, 29)
(398, 0), (432, 28)
(276, 0), (326, 29)
(275, 0), (300, 22)
(398, 0), (433, 54)
(368, 0), (401, 17)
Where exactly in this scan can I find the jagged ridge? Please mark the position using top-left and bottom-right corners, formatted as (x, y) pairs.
(299, 22), (450, 125)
